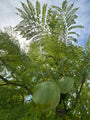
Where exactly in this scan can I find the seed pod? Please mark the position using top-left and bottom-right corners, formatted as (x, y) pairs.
(58, 77), (74, 94)
(32, 81), (60, 112)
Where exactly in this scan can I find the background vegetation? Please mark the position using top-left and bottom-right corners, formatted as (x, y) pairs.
(0, 0), (90, 119)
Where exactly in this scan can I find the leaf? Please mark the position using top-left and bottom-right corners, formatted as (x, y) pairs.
(16, 8), (28, 19)
(68, 25), (84, 31)
(42, 4), (47, 24)
(62, 0), (67, 11)
(66, 7), (79, 17)
(27, 0), (35, 14)
(36, 0), (41, 22)
(67, 3), (74, 13)
(52, 6), (62, 12)
(67, 36), (78, 42)
(66, 15), (78, 23)
(67, 19), (76, 27)
(68, 32), (79, 37)
(21, 2), (31, 19)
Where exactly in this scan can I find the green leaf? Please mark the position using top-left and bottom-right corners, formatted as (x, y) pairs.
(21, 2), (31, 18)
(62, 0), (67, 11)
(16, 8), (28, 19)
(36, 0), (41, 22)
(68, 32), (79, 37)
(42, 4), (47, 24)
(27, 0), (35, 21)
(68, 25), (84, 31)
(67, 3), (74, 13)
(68, 36), (78, 42)
(66, 7), (79, 17)
(52, 5), (62, 12)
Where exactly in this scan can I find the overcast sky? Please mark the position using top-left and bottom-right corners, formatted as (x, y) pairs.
(0, 0), (90, 46)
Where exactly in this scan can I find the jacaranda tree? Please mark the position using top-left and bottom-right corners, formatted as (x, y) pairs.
(0, 0), (90, 120)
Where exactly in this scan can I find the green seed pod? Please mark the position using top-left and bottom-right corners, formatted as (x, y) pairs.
(58, 77), (74, 94)
(32, 81), (60, 112)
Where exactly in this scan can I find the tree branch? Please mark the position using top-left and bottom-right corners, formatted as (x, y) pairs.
(68, 72), (86, 113)
(0, 75), (30, 92)
(0, 75), (10, 83)
(76, 72), (86, 99)
(0, 83), (9, 86)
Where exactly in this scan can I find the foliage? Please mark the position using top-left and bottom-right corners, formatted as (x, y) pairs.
(0, 0), (90, 120)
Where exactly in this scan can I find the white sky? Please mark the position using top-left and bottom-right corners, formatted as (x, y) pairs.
(0, 0), (90, 46)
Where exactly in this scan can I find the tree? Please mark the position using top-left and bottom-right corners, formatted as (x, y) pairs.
(0, 0), (89, 120)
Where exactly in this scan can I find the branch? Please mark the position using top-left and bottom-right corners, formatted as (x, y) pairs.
(0, 83), (9, 86)
(76, 72), (86, 99)
(0, 75), (10, 83)
(59, 93), (67, 104)
(67, 72), (86, 113)
(0, 75), (30, 92)
(63, 100), (67, 112)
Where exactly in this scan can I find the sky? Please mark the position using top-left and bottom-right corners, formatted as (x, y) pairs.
(0, 0), (90, 47)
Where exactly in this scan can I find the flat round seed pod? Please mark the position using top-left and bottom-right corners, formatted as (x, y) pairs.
(32, 81), (60, 111)
(58, 77), (74, 94)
